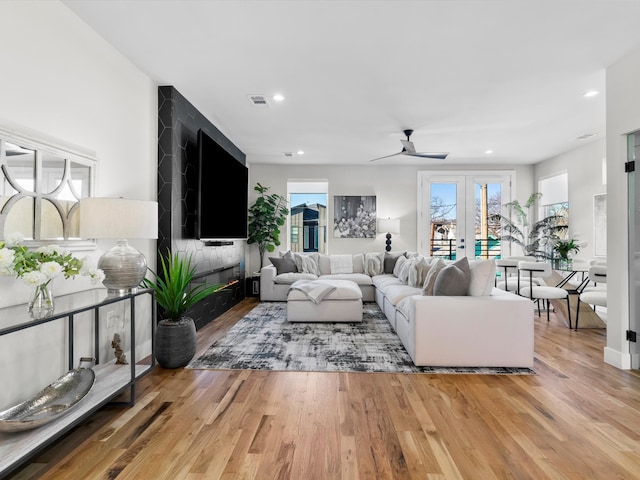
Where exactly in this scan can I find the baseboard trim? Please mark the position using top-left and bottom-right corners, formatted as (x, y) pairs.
(604, 346), (633, 369)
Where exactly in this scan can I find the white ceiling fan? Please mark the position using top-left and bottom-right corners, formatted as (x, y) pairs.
(370, 129), (449, 161)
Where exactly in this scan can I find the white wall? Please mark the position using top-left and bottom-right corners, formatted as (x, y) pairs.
(534, 138), (607, 261)
(605, 44), (640, 369)
(0, 2), (157, 408)
(248, 163), (534, 274)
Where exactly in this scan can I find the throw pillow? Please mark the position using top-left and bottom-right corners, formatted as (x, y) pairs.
(408, 256), (432, 288)
(330, 254), (354, 274)
(393, 255), (407, 277)
(293, 252), (320, 275)
(398, 257), (415, 284)
(365, 252), (384, 276)
(468, 259), (496, 296)
(422, 258), (446, 295)
(384, 251), (406, 274)
(433, 257), (471, 296)
(269, 250), (297, 274)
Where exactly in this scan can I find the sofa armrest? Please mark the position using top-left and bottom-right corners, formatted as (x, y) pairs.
(259, 265), (278, 300)
(397, 292), (534, 367)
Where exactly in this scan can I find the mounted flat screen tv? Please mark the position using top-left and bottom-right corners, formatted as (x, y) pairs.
(196, 129), (248, 240)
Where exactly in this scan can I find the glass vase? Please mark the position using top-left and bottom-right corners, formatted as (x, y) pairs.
(28, 282), (54, 319)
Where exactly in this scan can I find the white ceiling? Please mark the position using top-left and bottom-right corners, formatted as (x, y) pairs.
(63, 0), (640, 166)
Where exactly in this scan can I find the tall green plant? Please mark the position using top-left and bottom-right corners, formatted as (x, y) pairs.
(490, 193), (567, 259)
(247, 183), (289, 269)
(142, 250), (226, 321)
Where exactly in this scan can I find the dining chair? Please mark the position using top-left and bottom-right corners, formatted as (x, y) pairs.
(575, 265), (607, 330)
(518, 260), (572, 328)
(495, 256), (542, 291)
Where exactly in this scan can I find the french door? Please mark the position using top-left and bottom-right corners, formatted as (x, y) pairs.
(417, 171), (512, 260)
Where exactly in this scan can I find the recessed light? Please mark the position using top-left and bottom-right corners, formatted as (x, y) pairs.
(583, 90), (599, 98)
(484, 149), (493, 155)
(273, 93), (285, 102)
(297, 150), (304, 155)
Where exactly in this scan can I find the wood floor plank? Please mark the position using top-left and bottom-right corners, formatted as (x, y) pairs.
(7, 297), (640, 480)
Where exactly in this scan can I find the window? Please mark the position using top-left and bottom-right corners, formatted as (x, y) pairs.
(539, 173), (569, 242)
(287, 181), (328, 254)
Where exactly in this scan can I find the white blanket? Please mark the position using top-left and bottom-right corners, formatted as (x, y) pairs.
(289, 281), (337, 304)
(330, 254), (353, 274)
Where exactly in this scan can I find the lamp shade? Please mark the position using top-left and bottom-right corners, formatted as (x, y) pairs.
(79, 198), (158, 295)
(79, 198), (158, 239)
(378, 217), (400, 234)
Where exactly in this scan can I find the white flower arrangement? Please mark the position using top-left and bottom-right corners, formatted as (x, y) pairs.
(0, 232), (105, 287)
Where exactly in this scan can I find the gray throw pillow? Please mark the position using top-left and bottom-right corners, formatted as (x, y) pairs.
(384, 251), (406, 274)
(269, 251), (297, 274)
(433, 257), (471, 296)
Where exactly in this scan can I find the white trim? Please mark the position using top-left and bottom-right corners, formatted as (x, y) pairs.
(604, 346), (634, 369)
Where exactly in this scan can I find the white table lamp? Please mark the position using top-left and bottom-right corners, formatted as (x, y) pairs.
(80, 198), (158, 295)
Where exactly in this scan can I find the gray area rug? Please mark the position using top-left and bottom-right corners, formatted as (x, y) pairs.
(187, 302), (535, 374)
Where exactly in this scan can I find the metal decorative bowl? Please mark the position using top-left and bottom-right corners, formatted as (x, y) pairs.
(0, 358), (96, 433)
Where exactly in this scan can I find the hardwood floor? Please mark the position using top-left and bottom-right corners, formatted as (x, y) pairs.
(8, 298), (640, 480)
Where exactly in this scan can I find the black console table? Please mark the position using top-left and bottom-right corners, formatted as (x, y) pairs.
(0, 287), (155, 478)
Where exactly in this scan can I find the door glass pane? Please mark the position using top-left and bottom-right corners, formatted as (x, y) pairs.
(289, 192), (327, 253)
(430, 183), (457, 259)
(474, 182), (503, 259)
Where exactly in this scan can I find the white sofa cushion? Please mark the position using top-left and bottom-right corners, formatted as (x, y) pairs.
(383, 284), (423, 306)
(288, 279), (362, 301)
(322, 273), (373, 286)
(372, 273), (403, 291)
(330, 254), (353, 274)
(274, 272), (318, 284)
(468, 259), (496, 296)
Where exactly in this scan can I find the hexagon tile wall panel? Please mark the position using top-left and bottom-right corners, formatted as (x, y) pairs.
(157, 86), (246, 329)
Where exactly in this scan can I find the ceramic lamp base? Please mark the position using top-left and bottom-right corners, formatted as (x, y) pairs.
(98, 239), (147, 295)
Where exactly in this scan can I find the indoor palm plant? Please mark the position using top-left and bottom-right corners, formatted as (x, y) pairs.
(490, 193), (568, 260)
(247, 182), (289, 271)
(142, 249), (227, 368)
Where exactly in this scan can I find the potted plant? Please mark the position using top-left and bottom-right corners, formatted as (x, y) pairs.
(142, 250), (227, 368)
(247, 183), (289, 271)
(553, 236), (581, 268)
(490, 193), (568, 260)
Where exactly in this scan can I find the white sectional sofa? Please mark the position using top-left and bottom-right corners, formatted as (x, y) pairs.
(260, 252), (377, 302)
(260, 251), (535, 368)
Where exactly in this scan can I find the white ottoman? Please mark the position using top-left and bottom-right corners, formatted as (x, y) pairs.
(287, 279), (363, 322)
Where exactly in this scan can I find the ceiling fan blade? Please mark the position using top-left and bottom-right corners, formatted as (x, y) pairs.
(407, 152), (449, 160)
(369, 151), (403, 162)
(400, 139), (416, 154)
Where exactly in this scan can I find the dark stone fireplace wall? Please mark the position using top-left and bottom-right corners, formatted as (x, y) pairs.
(157, 86), (245, 329)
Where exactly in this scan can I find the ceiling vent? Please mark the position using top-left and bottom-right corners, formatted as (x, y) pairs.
(283, 152), (294, 157)
(248, 94), (270, 107)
